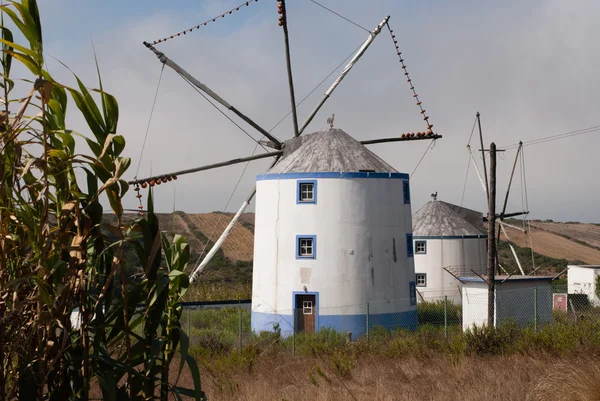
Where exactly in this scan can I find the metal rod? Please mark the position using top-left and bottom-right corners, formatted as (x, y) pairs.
(527, 265), (542, 276)
(443, 267), (466, 284)
(498, 220), (527, 233)
(279, 0), (300, 137)
(487, 142), (497, 328)
(143, 41), (283, 149)
(477, 112), (490, 201)
(552, 267), (568, 281)
(298, 16), (390, 135)
(128, 150), (282, 184)
(444, 296), (448, 340)
(471, 269), (488, 284)
(360, 134), (442, 145)
(534, 287), (538, 332)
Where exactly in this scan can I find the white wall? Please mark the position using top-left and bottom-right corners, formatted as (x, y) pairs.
(568, 265), (600, 305)
(414, 237), (487, 303)
(252, 176), (415, 316)
(462, 279), (553, 331)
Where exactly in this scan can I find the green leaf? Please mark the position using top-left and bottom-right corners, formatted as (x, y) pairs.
(0, 27), (13, 77)
(105, 184), (123, 217)
(7, 50), (40, 75)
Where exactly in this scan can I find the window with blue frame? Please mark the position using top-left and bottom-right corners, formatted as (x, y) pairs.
(297, 180), (317, 204)
(409, 281), (417, 306)
(296, 235), (316, 259)
(415, 240), (427, 254)
(406, 233), (414, 257)
(403, 181), (410, 204)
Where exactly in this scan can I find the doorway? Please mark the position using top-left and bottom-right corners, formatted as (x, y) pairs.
(295, 293), (316, 333)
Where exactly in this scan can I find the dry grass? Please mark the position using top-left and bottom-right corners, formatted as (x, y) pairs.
(177, 352), (600, 401)
(501, 226), (600, 264)
(531, 221), (600, 249)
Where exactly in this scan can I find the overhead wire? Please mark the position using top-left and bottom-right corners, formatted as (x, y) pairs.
(461, 116), (478, 206)
(177, 71), (270, 153)
(135, 64), (165, 178)
(306, 0), (370, 33)
(411, 139), (436, 178)
(500, 125), (600, 150)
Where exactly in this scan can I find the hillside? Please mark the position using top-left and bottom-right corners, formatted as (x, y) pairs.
(115, 212), (600, 299)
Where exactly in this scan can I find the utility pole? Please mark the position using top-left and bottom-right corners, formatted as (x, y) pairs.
(487, 142), (497, 327)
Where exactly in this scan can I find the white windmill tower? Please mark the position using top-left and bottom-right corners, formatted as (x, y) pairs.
(132, 1), (442, 339)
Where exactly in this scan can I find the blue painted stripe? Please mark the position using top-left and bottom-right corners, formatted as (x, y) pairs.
(257, 172), (410, 181)
(413, 235), (487, 240)
(251, 310), (417, 341)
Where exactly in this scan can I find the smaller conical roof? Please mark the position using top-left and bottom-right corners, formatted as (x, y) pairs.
(412, 200), (485, 237)
(268, 128), (398, 174)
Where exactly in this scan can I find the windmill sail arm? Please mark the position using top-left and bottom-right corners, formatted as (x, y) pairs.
(298, 16), (390, 135)
(128, 150), (282, 185)
(189, 200), (250, 283)
(143, 42), (282, 149)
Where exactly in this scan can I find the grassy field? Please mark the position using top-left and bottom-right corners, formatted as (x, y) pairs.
(172, 314), (600, 401)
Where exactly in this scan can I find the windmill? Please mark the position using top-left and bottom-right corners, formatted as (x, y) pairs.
(128, 0), (443, 286)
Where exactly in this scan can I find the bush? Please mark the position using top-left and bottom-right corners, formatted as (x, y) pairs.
(418, 299), (462, 326)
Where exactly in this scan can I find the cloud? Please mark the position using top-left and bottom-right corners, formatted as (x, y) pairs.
(37, 0), (600, 223)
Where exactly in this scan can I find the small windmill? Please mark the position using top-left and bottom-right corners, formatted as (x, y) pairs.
(129, 0), (442, 282)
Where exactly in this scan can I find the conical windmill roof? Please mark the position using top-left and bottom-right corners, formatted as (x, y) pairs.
(412, 200), (486, 237)
(267, 128), (398, 174)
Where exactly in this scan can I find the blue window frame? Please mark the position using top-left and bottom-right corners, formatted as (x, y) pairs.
(406, 233), (414, 257)
(409, 281), (417, 306)
(415, 240), (427, 255)
(296, 235), (317, 259)
(297, 180), (317, 204)
(403, 181), (410, 204)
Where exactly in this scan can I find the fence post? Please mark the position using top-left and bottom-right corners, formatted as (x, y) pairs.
(187, 307), (191, 342)
(366, 302), (370, 341)
(293, 310), (296, 357)
(238, 298), (243, 352)
(534, 287), (538, 332)
(444, 296), (448, 340)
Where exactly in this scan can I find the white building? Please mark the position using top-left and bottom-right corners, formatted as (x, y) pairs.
(461, 276), (553, 331)
(412, 199), (487, 303)
(568, 265), (600, 306)
(251, 128), (417, 339)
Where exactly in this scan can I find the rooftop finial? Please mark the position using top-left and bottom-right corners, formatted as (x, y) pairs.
(431, 191), (438, 201)
(327, 113), (335, 128)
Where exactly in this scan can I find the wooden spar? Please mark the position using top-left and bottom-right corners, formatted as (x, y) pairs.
(279, 0), (300, 138)
(360, 134), (442, 145)
(500, 142), (523, 218)
(509, 243), (525, 275)
(498, 220), (527, 233)
(476, 112), (490, 201)
(297, 16), (390, 135)
(483, 211), (529, 221)
(190, 154), (282, 279)
(189, 198), (250, 283)
(142, 41), (283, 149)
(497, 141), (523, 244)
(128, 150), (283, 185)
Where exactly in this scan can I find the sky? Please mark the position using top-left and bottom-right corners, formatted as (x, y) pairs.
(27, 0), (600, 223)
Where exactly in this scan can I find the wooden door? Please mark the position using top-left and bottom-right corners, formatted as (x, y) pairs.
(295, 294), (316, 333)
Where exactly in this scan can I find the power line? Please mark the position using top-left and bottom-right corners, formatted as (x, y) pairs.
(307, 0), (370, 33)
(500, 125), (600, 150)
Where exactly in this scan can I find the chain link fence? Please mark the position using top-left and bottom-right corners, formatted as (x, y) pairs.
(178, 283), (600, 353)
